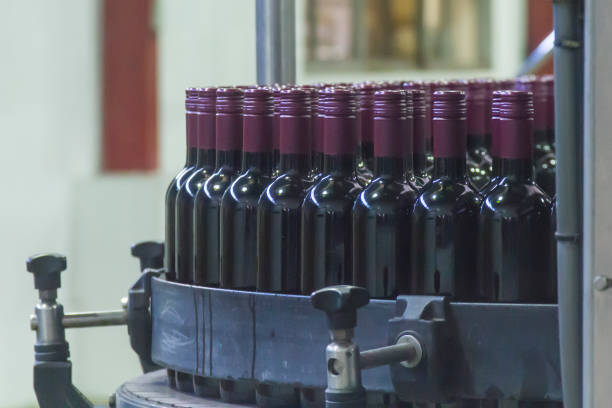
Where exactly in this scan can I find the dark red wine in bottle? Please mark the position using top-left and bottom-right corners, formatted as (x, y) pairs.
(301, 86), (362, 294)
(174, 88), (218, 396)
(175, 88), (217, 393)
(163, 88), (199, 388)
(356, 82), (378, 185)
(353, 89), (418, 298)
(411, 90), (482, 301)
(220, 87), (274, 291)
(257, 88), (311, 294)
(175, 88), (217, 285)
(478, 90), (554, 303)
(535, 75), (556, 198)
(194, 87), (243, 287)
(218, 88), (276, 404)
(255, 88), (310, 408)
(191, 88), (242, 397)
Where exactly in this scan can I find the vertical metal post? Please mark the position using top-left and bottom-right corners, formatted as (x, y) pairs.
(583, 0), (612, 407)
(256, 0), (296, 86)
(553, 0), (583, 407)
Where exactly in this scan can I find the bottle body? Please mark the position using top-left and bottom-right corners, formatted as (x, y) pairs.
(257, 167), (310, 293)
(479, 177), (554, 302)
(221, 166), (272, 290)
(353, 176), (417, 298)
(412, 174), (482, 300)
(301, 164), (363, 294)
(175, 152), (215, 284)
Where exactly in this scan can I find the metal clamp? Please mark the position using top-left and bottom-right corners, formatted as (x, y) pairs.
(27, 241), (164, 407)
(311, 286), (424, 408)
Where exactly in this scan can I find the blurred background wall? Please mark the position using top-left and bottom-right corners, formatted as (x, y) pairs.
(0, 0), (539, 406)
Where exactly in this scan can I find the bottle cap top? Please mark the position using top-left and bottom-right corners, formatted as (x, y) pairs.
(432, 90), (466, 120)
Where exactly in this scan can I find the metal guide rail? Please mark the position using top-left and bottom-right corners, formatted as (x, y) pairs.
(151, 278), (562, 404)
(26, 242), (562, 407)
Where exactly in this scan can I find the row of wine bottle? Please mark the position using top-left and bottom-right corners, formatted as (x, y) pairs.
(163, 77), (558, 406)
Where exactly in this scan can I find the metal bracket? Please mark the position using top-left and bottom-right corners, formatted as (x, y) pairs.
(128, 268), (162, 373)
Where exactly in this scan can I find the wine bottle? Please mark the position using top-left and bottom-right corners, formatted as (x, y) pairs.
(173, 88), (217, 396)
(353, 89), (418, 298)
(163, 87), (199, 388)
(218, 88), (276, 404)
(301, 86), (363, 294)
(174, 88), (218, 393)
(478, 90), (554, 303)
(220, 87), (274, 291)
(356, 82), (378, 185)
(257, 88), (311, 294)
(191, 87), (242, 398)
(255, 88), (310, 408)
(535, 75), (556, 197)
(193, 87), (243, 287)
(411, 90), (482, 300)
(175, 88), (217, 285)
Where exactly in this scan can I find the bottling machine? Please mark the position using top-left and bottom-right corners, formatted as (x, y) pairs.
(26, 0), (595, 406)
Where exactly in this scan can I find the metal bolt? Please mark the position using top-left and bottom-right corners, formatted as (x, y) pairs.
(594, 275), (612, 291)
(397, 334), (423, 368)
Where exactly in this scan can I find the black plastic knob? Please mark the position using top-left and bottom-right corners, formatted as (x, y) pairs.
(131, 241), (164, 272)
(311, 285), (370, 330)
(26, 253), (67, 291)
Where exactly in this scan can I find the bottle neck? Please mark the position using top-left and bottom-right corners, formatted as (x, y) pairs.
(467, 133), (486, 151)
(196, 148), (216, 169)
(433, 157), (467, 180)
(216, 149), (241, 171)
(376, 157), (405, 179)
(534, 129), (549, 146)
(280, 153), (310, 175)
(491, 156), (501, 178)
(312, 152), (324, 173)
(186, 147), (198, 167)
(413, 152), (428, 173)
(499, 158), (533, 182)
(242, 151), (274, 174)
(324, 154), (355, 176)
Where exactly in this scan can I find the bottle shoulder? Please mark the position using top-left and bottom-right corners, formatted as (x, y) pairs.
(481, 179), (552, 216)
(259, 173), (310, 210)
(354, 177), (418, 213)
(414, 178), (482, 215)
(166, 166), (194, 197)
(223, 169), (271, 205)
(200, 168), (235, 200)
(305, 175), (362, 203)
(179, 166), (215, 198)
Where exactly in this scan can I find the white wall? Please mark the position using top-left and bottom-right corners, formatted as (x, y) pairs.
(0, 0), (524, 406)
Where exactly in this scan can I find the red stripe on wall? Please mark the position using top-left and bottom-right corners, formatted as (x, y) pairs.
(103, 0), (157, 171)
(528, 0), (554, 75)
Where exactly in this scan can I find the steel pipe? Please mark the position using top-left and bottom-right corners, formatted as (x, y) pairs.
(31, 310), (127, 331)
(359, 335), (423, 370)
(256, 0), (296, 85)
